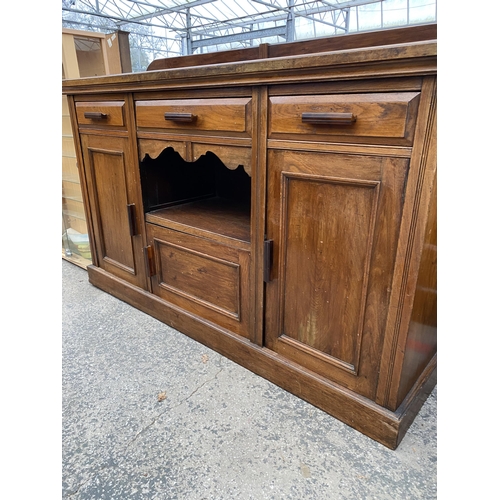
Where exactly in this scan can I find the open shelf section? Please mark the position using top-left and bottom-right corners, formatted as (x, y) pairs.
(140, 145), (252, 248)
(146, 197), (251, 248)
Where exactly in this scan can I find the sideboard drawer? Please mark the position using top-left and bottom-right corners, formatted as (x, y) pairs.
(269, 92), (420, 144)
(136, 98), (252, 136)
(75, 101), (126, 128)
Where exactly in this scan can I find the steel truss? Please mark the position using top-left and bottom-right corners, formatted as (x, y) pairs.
(62, 0), (437, 70)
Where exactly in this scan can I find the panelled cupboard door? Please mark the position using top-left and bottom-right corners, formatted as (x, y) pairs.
(146, 224), (251, 339)
(80, 134), (148, 290)
(265, 149), (409, 399)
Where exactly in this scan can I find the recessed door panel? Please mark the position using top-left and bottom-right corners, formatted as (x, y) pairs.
(281, 174), (379, 372)
(156, 240), (241, 318)
(90, 148), (135, 271)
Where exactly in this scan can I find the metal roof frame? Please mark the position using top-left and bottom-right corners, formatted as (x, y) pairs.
(62, 0), (437, 70)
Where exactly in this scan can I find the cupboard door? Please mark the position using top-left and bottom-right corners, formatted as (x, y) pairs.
(265, 149), (409, 398)
(146, 224), (251, 339)
(80, 134), (148, 289)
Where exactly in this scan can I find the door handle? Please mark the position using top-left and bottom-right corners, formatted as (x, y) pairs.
(264, 239), (273, 283)
(144, 245), (156, 277)
(127, 203), (138, 236)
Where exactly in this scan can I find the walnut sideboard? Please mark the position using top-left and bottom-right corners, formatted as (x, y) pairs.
(62, 24), (437, 449)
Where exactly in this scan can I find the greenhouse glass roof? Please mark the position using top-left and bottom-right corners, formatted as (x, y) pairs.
(62, 0), (437, 70)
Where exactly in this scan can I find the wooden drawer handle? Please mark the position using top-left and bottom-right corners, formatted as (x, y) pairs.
(83, 112), (108, 120)
(164, 112), (197, 123)
(301, 112), (356, 125)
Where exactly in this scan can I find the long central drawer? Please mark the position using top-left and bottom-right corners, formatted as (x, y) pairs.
(136, 98), (252, 136)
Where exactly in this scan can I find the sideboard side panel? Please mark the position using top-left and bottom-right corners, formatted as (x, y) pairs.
(397, 164), (437, 404)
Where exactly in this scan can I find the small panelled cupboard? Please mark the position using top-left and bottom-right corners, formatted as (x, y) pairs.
(63, 24), (437, 449)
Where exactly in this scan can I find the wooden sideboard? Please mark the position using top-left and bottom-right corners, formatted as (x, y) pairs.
(63, 24), (437, 449)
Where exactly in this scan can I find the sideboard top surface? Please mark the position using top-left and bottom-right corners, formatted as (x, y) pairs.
(62, 24), (437, 95)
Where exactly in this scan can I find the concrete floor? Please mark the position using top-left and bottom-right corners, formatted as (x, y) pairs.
(62, 259), (437, 499)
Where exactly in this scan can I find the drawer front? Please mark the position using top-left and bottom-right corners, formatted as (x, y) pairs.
(75, 101), (126, 128)
(269, 92), (420, 144)
(136, 98), (252, 135)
